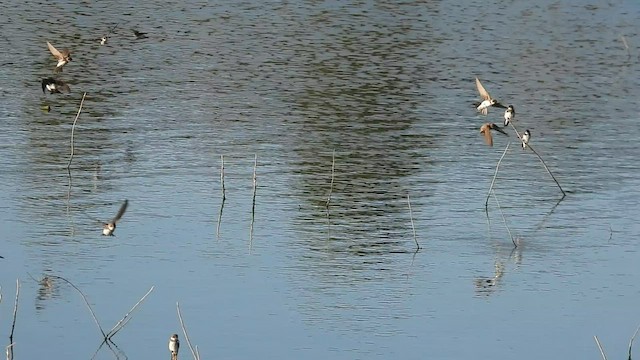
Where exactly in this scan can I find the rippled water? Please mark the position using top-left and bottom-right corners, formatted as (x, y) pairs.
(1, 0), (640, 359)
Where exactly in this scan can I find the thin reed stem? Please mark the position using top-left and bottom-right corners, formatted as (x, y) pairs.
(527, 144), (566, 197)
(485, 141), (511, 209)
(492, 191), (516, 247)
(326, 149), (335, 208)
(107, 286), (155, 339)
(250, 154), (257, 243)
(8, 279), (19, 360)
(66, 92), (87, 170)
(621, 35), (631, 58)
(629, 324), (640, 360)
(49, 275), (106, 338)
(594, 335), (608, 360)
(508, 122), (522, 141)
(406, 193), (420, 250)
(216, 199), (225, 239)
(220, 155), (226, 201)
(176, 302), (200, 360)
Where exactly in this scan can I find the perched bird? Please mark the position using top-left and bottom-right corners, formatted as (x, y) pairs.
(102, 200), (129, 236)
(479, 123), (508, 147)
(474, 77), (507, 115)
(169, 334), (180, 360)
(522, 129), (531, 149)
(42, 77), (70, 94)
(132, 29), (147, 39)
(46, 41), (72, 72)
(503, 105), (515, 127)
(100, 23), (119, 45)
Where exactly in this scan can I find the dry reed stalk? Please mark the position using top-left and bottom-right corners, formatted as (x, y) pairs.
(508, 122), (566, 197)
(106, 286), (155, 339)
(621, 35), (631, 58)
(594, 335), (608, 360)
(66, 92), (87, 170)
(176, 302), (200, 360)
(629, 324), (640, 360)
(527, 144), (566, 197)
(216, 200), (225, 239)
(220, 155), (226, 201)
(406, 193), (420, 250)
(491, 191), (516, 247)
(485, 141), (511, 209)
(326, 149), (335, 208)
(7, 279), (19, 360)
(250, 154), (257, 242)
(49, 275), (106, 337)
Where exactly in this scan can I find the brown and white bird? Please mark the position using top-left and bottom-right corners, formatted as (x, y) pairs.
(503, 105), (515, 126)
(46, 41), (72, 72)
(474, 77), (507, 115)
(100, 23), (119, 45)
(102, 200), (128, 236)
(521, 129), (531, 149)
(169, 334), (180, 360)
(42, 77), (70, 94)
(479, 123), (508, 147)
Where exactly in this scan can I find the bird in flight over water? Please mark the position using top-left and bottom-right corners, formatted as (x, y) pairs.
(475, 77), (507, 115)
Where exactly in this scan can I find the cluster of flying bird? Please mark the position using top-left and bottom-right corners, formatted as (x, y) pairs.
(41, 24), (147, 95)
(474, 77), (530, 149)
(42, 24), (146, 236)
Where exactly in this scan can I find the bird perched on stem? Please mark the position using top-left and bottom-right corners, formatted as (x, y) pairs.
(46, 41), (72, 72)
(479, 123), (508, 147)
(521, 129), (531, 149)
(503, 105), (515, 126)
(474, 77), (507, 115)
(169, 334), (180, 360)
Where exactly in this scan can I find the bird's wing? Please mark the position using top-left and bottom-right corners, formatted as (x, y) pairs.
(47, 41), (62, 59)
(480, 124), (493, 146)
(475, 77), (491, 100)
(58, 81), (71, 93)
(111, 200), (129, 222)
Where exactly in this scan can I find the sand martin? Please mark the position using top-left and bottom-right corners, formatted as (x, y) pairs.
(102, 200), (128, 236)
(100, 23), (119, 45)
(479, 123), (508, 147)
(41, 77), (70, 94)
(503, 105), (515, 127)
(132, 29), (148, 39)
(46, 41), (72, 72)
(169, 334), (180, 360)
(475, 77), (507, 115)
(521, 129), (530, 149)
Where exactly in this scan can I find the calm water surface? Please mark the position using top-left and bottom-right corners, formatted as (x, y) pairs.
(1, 0), (640, 359)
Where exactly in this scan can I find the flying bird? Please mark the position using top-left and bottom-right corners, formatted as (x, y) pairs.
(503, 105), (515, 127)
(46, 41), (72, 72)
(169, 334), (180, 360)
(41, 77), (70, 94)
(521, 129), (531, 149)
(102, 200), (129, 236)
(474, 77), (507, 115)
(479, 123), (508, 147)
(100, 23), (119, 45)
(132, 29), (147, 39)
